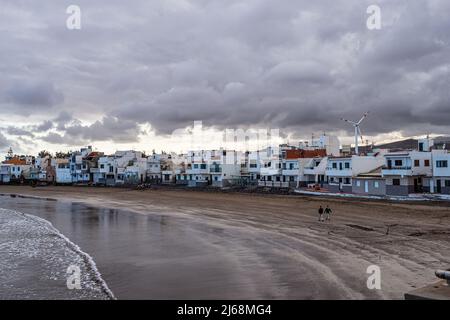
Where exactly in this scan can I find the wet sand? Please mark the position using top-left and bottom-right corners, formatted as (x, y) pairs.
(0, 185), (449, 299)
(0, 208), (113, 300)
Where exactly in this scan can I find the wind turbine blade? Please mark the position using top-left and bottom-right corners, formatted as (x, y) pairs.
(357, 111), (370, 124)
(340, 118), (357, 125)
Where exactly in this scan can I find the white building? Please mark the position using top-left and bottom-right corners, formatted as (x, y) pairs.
(69, 146), (93, 184)
(55, 158), (71, 184)
(430, 149), (450, 194)
(381, 150), (432, 196)
(299, 134), (340, 156)
(258, 146), (284, 188)
(303, 157), (328, 188)
(326, 152), (385, 193)
(161, 153), (185, 184)
(209, 150), (242, 188)
(281, 149), (328, 188)
(114, 151), (147, 185)
(0, 164), (11, 183)
(147, 153), (162, 183)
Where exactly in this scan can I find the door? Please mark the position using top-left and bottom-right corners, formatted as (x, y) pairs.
(437, 180), (442, 194)
(364, 181), (369, 193)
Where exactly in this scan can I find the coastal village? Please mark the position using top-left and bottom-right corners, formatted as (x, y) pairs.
(1, 134), (450, 200)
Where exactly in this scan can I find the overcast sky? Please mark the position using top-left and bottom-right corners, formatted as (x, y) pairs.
(1, 0), (449, 156)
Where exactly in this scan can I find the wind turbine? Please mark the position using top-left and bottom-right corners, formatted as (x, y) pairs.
(340, 112), (369, 155)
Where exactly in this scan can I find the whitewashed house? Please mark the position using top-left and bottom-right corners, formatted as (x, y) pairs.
(113, 151), (147, 185)
(299, 135), (340, 157)
(430, 149), (450, 194)
(32, 155), (56, 184)
(381, 150), (432, 196)
(245, 150), (264, 185)
(183, 150), (211, 187)
(209, 150), (242, 188)
(282, 149), (327, 188)
(161, 153), (185, 184)
(147, 153), (162, 183)
(0, 164), (11, 183)
(96, 156), (116, 186)
(258, 146), (284, 188)
(3, 157), (32, 182)
(326, 152), (385, 193)
(55, 158), (72, 184)
(303, 157), (328, 188)
(69, 146), (93, 184)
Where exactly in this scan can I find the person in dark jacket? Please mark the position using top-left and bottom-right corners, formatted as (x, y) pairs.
(318, 206), (324, 222)
(324, 205), (332, 221)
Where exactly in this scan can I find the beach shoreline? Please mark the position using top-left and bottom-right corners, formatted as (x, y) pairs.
(0, 185), (449, 299)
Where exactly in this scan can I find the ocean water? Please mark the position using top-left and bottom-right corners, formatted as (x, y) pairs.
(0, 208), (113, 300)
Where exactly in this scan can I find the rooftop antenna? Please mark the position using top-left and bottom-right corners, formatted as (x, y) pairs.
(7, 147), (13, 159)
(341, 111), (370, 155)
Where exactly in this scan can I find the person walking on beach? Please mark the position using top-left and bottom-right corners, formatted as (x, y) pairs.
(318, 205), (324, 222)
(324, 205), (332, 221)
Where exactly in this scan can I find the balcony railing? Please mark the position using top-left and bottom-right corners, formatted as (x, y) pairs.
(382, 166), (411, 170)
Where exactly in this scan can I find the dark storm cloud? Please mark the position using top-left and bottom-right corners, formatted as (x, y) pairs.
(5, 126), (35, 138)
(40, 132), (65, 144)
(64, 116), (142, 143)
(1, 0), (450, 149)
(3, 80), (64, 109)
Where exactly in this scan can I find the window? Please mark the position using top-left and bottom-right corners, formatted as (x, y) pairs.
(436, 160), (448, 168)
(289, 163), (294, 170)
(414, 160), (420, 167)
(445, 180), (450, 187)
(394, 160), (402, 166)
(200, 164), (206, 169)
(109, 166), (113, 173)
(424, 160), (430, 167)
(393, 179), (400, 186)
(345, 162), (350, 169)
(339, 163), (343, 170)
(387, 160), (392, 168)
(356, 180), (361, 187)
(332, 163), (337, 169)
(276, 176), (280, 182)
(419, 142), (424, 152)
(100, 164), (104, 169)
(374, 181), (379, 188)
(194, 164), (198, 169)
(345, 178), (351, 184)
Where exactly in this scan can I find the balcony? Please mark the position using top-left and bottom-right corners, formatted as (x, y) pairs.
(282, 169), (298, 176)
(326, 167), (352, 177)
(210, 167), (222, 173)
(381, 166), (413, 177)
(260, 168), (281, 176)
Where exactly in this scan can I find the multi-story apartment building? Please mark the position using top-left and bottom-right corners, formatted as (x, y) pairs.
(326, 152), (385, 193)
(381, 150), (432, 196)
(430, 149), (450, 194)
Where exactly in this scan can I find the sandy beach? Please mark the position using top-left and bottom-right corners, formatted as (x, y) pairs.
(0, 185), (449, 299)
